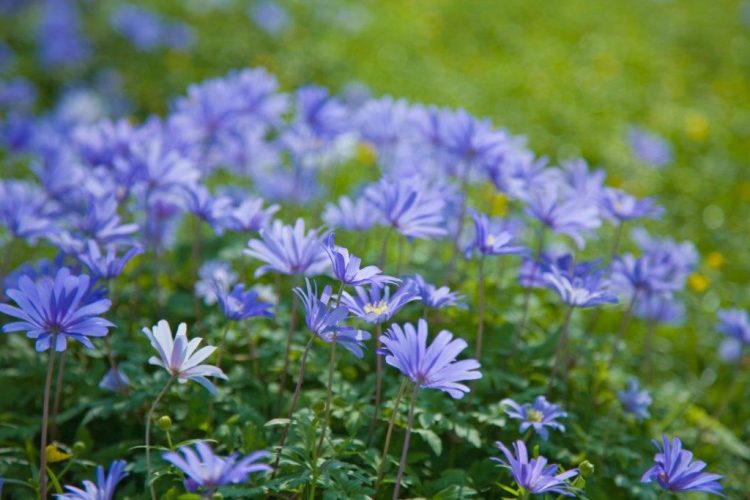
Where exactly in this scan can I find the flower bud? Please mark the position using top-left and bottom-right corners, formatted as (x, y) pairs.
(578, 460), (595, 478)
(157, 415), (172, 431)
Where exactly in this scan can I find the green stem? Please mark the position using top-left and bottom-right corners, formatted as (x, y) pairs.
(551, 305), (575, 387)
(276, 284), (300, 416)
(392, 385), (419, 500)
(379, 228), (393, 269)
(50, 350), (66, 441)
(475, 256), (486, 361)
(314, 334), (337, 459)
(374, 380), (408, 493)
(145, 376), (175, 500)
(39, 345), (57, 500)
(513, 227), (546, 347)
(366, 324), (384, 446)
(608, 291), (639, 369)
(215, 323), (231, 370)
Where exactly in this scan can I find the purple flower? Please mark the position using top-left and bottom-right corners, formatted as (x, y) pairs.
(405, 274), (466, 310)
(244, 218), (330, 277)
(600, 187), (663, 223)
(641, 436), (723, 495)
(610, 254), (681, 301)
(438, 108), (508, 178)
(524, 181), (601, 248)
(618, 378), (652, 420)
(181, 184), (233, 227)
(717, 308), (750, 363)
(492, 440), (579, 496)
(379, 319), (481, 398)
(99, 367), (129, 393)
(195, 261), (237, 306)
(341, 282), (419, 324)
(365, 178), (448, 240)
(501, 396), (567, 440)
(142, 320), (227, 394)
(557, 158), (606, 202)
(0, 179), (57, 242)
(73, 195), (139, 246)
(77, 241), (143, 280)
(465, 210), (526, 257)
(292, 86), (349, 139)
(294, 279), (370, 358)
(628, 126), (673, 168)
(249, 0), (291, 36)
(634, 293), (685, 325)
(0, 268), (113, 352)
(57, 459), (128, 500)
(37, 0), (90, 68)
(110, 5), (163, 51)
(163, 442), (270, 494)
(323, 232), (397, 286)
(323, 195), (380, 231)
(631, 228), (699, 288)
(542, 258), (618, 308)
(0, 77), (36, 112)
(215, 284), (274, 321)
(220, 197), (279, 233)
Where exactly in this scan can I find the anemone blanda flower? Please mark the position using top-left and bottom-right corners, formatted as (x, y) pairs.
(340, 282), (419, 324)
(492, 440), (578, 497)
(600, 187), (663, 223)
(0, 179), (58, 242)
(215, 283), (274, 321)
(181, 184), (233, 226)
(542, 258), (618, 308)
(57, 459), (127, 500)
(244, 218), (330, 277)
(641, 436), (723, 495)
(322, 195), (380, 232)
(627, 126), (673, 168)
(142, 320), (227, 394)
(617, 378), (652, 420)
(610, 254), (681, 301)
(74, 195), (139, 245)
(294, 279), (370, 358)
(77, 240), (143, 280)
(195, 260), (238, 306)
(716, 308), (750, 363)
(364, 177), (448, 240)
(163, 442), (271, 495)
(634, 293), (685, 326)
(99, 367), (129, 394)
(501, 396), (567, 441)
(221, 197), (279, 233)
(323, 232), (397, 286)
(631, 228), (699, 286)
(465, 209), (526, 257)
(0, 268), (113, 352)
(405, 274), (466, 310)
(379, 319), (481, 398)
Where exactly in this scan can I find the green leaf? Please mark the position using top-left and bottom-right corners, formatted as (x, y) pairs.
(414, 428), (442, 456)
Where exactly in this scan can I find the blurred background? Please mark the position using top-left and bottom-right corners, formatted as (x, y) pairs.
(1, 0), (749, 495)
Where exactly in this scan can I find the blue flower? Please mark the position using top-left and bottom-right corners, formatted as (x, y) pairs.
(0, 179), (57, 242)
(379, 319), (481, 398)
(323, 232), (397, 286)
(631, 228), (698, 288)
(716, 308), (750, 363)
(215, 284), (274, 321)
(617, 378), (652, 420)
(292, 86), (349, 139)
(244, 218), (330, 277)
(634, 293), (685, 325)
(75, 195), (139, 245)
(365, 178), (448, 240)
(162, 442), (270, 495)
(181, 184), (233, 227)
(405, 274), (466, 310)
(195, 261), (237, 306)
(341, 282), (419, 324)
(142, 320), (227, 394)
(610, 254), (682, 301)
(641, 436), (723, 495)
(98, 367), (129, 394)
(492, 440), (579, 497)
(37, 0), (90, 68)
(221, 197), (279, 233)
(294, 279), (370, 358)
(465, 210), (526, 257)
(77, 241), (143, 280)
(249, 0), (291, 36)
(0, 268), (113, 352)
(323, 195), (380, 232)
(628, 126), (673, 168)
(542, 257), (618, 308)
(501, 396), (567, 440)
(438, 108), (508, 178)
(57, 459), (128, 500)
(600, 187), (663, 223)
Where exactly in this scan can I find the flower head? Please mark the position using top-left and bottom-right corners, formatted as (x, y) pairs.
(221, 197), (279, 233)
(244, 218), (329, 277)
(465, 210), (526, 257)
(323, 232), (397, 286)
(0, 179), (58, 242)
(195, 261), (237, 306)
(542, 257), (618, 308)
(617, 378), (652, 420)
(142, 320), (227, 394)
(600, 187), (663, 223)
(163, 442), (270, 495)
(501, 396), (567, 440)
(77, 240), (143, 280)
(99, 367), (129, 394)
(492, 440), (578, 496)
(341, 282), (419, 324)
(1, 268), (113, 352)
(57, 459), (128, 500)
(215, 283), (274, 321)
(628, 126), (673, 168)
(365, 178), (448, 240)
(323, 195), (380, 232)
(379, 319), (481, 398)
(405, 274), (466, 310)
(641, 436), (723, 495)
(716, 308), (750, 363)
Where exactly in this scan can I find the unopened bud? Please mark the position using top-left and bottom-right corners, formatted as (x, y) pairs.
(157, 415), (172, 431)
(579, 460), (595, 478)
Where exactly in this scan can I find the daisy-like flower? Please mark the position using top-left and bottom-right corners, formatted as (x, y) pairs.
(340, 282), (419, 324)
(98, 367), (129, 394)
(492, 440), (578, 497)
(542, 258), (618, 308)
(57, 459), (128, 500)
(221, 197), (279, 233)
(215, 283), (274, 321)
(405, 274), (466, 310)
(142, 320), (227, 394)
(162, 442), (271, 495)
(501, 396), (567, 440)
(379, 319), (481, 399)
(627, 126), (673, 168)
(641, 436), (723, 495)
(617, 378), (652, 420)
(599, 187), (663, 223)
(0, 268), (113, 352)
(465, 210), (526, 257)
(716, 308), (750, 363)
(322, 195), (380, 231)
(195, 261), (237, 306)
(77, 240), (143, 280)
(323, 232), (397, 286)
(244, 218), (330, 277)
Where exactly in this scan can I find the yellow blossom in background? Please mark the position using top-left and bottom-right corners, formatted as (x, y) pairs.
(685, 111), (709, 141)
(45, 443), (72, 463)
(490, 193), (509, 217)
(706, 252), (724, 269)
(356, 142), (377, 164)
(688, 273), (709, 293)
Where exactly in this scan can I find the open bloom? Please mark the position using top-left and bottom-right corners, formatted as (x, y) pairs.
(57, 459), (128, 500)
(215, 283), (274, 321)
(465, 210), (526, 257)
(641, 436), (723, 495)
(323, 232), (397, 286)
(501, 396), (567, 441)
(405, 274), (466, 310)
(142, 320), (227, 394)
(221, 197), (279, 233)
(0, 268), (113, 351)
(340, 282), (419, 324)
(716, 308), (750, 363)
(379, 319), (481, 398)
(542, 258), (618, 308)
(294, 279), (370, 357)
(627, 126), (673, 168)
(244, 218), (329, 277)
(77, 240), (143, 280)
(492, 440), (578, 496)
(599, 187), (663, 223)
(163, 442), (271, 495)
(322, 195), (380, 231)
(618, 378), (652, 420)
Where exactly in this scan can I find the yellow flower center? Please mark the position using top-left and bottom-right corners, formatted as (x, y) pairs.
(527, 409), (544, 423)
(364, 300), (388, 316)
(485, 235), (496, 246)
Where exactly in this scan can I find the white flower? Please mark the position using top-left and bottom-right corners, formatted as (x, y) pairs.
(143, 320), (227, 394)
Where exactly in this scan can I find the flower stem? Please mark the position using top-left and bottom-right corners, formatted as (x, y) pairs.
(551, 305), (575, 387)
(374, 380), (407, 493)
(475, 256), (486, 361)
(608, 291), (639, 369)
(39, 346), (57, 500)
(314, 334), (337, 458)
(513, 227), (546, 348)
(145, 376), (174, 500)
(366, 324), (384, 446)
(392, 385), (419, 500)
(215, 323), (231, 370)
(50, 350), (66, 441)
(273, 336), (314, 474)
(276, 285), (300, 416)
(379, 227), (393, 269)
(191, 215), (203, 325)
